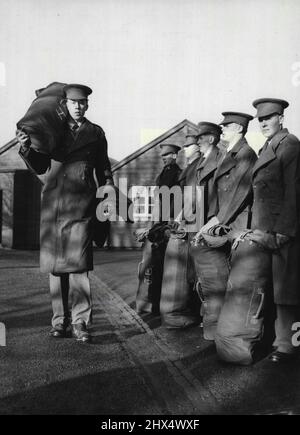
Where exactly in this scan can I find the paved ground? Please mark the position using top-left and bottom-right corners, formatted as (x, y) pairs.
(0, 247), (300, 415)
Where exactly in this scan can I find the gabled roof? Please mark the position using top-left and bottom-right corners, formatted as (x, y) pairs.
(0, 138), (18, 157)
(0, 137), (118, 172)
(112, 119), (198, 172)
(0, 138), (27, 171)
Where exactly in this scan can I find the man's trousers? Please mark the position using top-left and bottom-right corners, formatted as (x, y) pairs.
(49, 272), (92, 327)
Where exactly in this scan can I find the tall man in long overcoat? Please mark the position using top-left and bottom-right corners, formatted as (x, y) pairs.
(17, 84), (113, 342)
(195, 122), (224, 224)
(201, 112), (258, 234)
(249, 98), (300, 363)
(177, 128), (202, 232)
(190, 122), (230, 340)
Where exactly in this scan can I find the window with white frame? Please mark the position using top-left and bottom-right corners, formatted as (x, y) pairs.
(131, 186), (156, 221)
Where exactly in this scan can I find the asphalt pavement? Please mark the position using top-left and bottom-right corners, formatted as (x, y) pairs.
(0, 247), (300, 415)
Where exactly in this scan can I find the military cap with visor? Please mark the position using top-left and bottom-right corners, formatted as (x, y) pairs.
(183, 126), (200, 148)
(220, 112), (254, 129)
(197, 121), (222, 137)
(63, 84), (93, 100)
(160, 144), (181, 156)
(252, 98), (289, 118)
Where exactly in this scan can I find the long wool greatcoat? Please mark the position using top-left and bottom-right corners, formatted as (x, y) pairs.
(155, 162), (182, 188)
(196, 146), (223, 224)
(210, 137), (258, 230)
(155, 161), (182, 221)
(19, 119), (112, 274)
(251, 128), (300, 305)
(177, 156), (202, 232)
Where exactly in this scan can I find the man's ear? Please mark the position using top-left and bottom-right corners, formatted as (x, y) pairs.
(236, 124), (243, 134)
(279, 114), (284, 127)
(208, 135), (214, 144)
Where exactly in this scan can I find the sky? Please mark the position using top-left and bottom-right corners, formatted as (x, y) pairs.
(1, 0), (300, 160)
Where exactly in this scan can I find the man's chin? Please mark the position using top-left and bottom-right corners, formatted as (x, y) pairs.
(73, 116), (83, 122)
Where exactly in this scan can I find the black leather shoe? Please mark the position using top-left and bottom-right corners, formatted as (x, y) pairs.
(50, 324), (68, 338)
(72, 323), (90, 342)
(268, 351), (297, 363)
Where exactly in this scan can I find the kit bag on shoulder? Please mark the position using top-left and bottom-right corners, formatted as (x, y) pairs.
(191, 240), (230, 341)
(215, 239), (273, 365)
(17, 82), (68, 156)
(160, 232), (199, 328)
(135, 224), (168, 315)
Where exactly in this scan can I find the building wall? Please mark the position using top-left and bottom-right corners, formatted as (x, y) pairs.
(0, 172), (14, 247)
(13, 171), (41, 249)
(0, 170), (41, 249)
(110, 124), (191, 248)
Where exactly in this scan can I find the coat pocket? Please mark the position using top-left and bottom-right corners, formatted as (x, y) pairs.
(65, 163), (95, 193)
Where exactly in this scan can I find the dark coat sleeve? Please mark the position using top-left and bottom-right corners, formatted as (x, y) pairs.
(216, 148), (257, 225)
(207, 182), (218, 221)
(156, 164), (181, 188)
(94, 130), (113, 186)
(169, 164), (182, 187)
(19, 145), (51, 175)
(273, 137), (300, 237)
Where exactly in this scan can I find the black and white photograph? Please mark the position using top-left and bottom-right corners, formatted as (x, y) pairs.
(1, 0), (300, 418)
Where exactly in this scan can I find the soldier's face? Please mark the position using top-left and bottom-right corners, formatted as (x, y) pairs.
(184, 144), (199, 159)
(258, 113), (282, 139)
(162, 153), (175, 166)
(221, 123), (242, 142)
(66, 98), (88, 121)
(197, 134), (213, 153)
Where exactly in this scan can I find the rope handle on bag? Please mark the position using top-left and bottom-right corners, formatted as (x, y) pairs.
(232, 230), (253, 250)
(252, 288), (265, 320)
(137, 261), (143, 279)
(195, 281), (205, 303)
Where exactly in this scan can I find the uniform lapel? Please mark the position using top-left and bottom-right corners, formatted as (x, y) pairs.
(197, 147), (219, 182)
(178, 165), (188, 184)
(214, 137), (245, 180)
(252, 129), (289, 177)
(67, 119), (97, 154)
(178, 167), (188, 184)
(179, 157), (200, 185)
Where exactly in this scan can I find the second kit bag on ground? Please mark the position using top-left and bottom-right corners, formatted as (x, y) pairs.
(160, 231), (199, 328)
(215, 238), (273, 365)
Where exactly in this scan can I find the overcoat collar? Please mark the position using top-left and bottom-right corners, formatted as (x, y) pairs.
(178, 156), (201, 184)
(196, 146), (219, 182)
(156, 161), (180, 185)
(66, 118), (99, 154)
(252, 128), (289, 176)
(214, 137), (247, 180)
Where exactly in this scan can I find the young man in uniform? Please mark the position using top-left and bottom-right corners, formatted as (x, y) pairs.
(249, 98), (300, 363)
(201, 112), (257, 235)
(17, 84), (113, 342)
